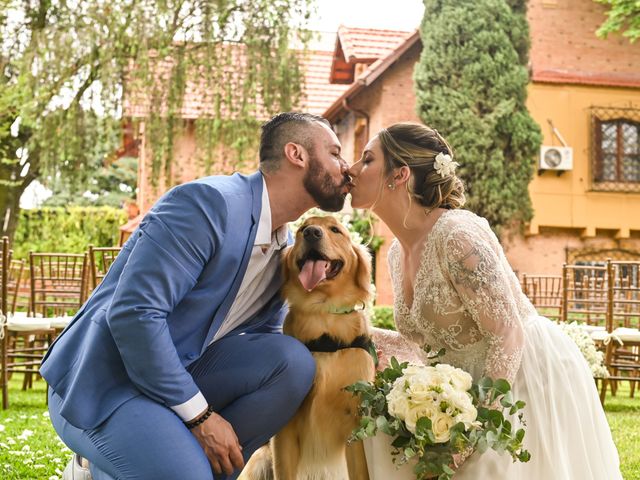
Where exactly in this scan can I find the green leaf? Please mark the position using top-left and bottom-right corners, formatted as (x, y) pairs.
(493, 379), (511, 395)
(442, 464), (455, 475)
(376, 416), (393, 435)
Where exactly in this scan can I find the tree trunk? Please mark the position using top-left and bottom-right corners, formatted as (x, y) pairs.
(0, 160), (35, 242)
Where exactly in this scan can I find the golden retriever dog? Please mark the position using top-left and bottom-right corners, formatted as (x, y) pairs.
(241, 215), (375, 480)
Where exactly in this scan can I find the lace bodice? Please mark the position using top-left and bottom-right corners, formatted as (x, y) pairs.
(388, 209), (537, 383)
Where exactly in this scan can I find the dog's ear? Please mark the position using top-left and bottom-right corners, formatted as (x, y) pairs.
(353, 243), (372, 295)
(281, 246), (293, 285)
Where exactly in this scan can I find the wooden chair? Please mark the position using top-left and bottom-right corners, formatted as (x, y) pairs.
(521, 274), (563, 320)
(562, 263), (608, 326)
(16, 252), (89, 392)
(7, 259), (25, 314)
(600, 260), (640, 403)
(1, 239), (55, 408)
(30, 252), (89, 318)
(88, 245), (121, 290)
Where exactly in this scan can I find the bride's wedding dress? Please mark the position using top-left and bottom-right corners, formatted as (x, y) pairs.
(366, 209), (622, 479)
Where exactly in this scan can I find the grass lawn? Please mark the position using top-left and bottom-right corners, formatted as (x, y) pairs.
(1, 375), (639, 479)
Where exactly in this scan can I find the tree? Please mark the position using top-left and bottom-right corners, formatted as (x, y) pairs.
(413, 0), (541, 234)
(594, 0), (640, 43)
(0, 0), (313, 240)
(44, 156), (138, 208)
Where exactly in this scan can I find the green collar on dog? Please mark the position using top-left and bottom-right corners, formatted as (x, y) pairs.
(327, 302), (366, 315)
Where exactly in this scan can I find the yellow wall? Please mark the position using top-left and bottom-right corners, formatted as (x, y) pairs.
(526, 82), (640, 238)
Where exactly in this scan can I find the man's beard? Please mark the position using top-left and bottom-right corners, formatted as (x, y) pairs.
(303, 154), (348, 212)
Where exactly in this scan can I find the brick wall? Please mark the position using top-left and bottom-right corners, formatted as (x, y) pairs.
(528, 0), (640, 86)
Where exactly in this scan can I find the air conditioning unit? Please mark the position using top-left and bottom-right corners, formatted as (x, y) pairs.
(539, 146), (573, 171)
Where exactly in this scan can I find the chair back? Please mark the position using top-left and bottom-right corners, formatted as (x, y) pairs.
(608, 260), (640, 331)
(521, 274), (563, 320)
(30, 252), (88, 317)
(0, 237), (8, 317)
(7, 259), (25, 315)
(562, 263), (608, 326)
(88, 245), (122, 289)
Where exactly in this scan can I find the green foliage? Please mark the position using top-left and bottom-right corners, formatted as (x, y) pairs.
(346, 353), (529, 480)
(0, 0), (314, 238)
(414, 0), (541, 234)
(12, 207), (127, 259)
(372, 305), (395, 330)
(45, 156), (138, 208)
(595, 0), (640, 43)
(347, 209), (385, 252)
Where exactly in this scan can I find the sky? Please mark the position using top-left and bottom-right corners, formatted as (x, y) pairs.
(21, 0), (426, 209)
(310, 0), (424, 32)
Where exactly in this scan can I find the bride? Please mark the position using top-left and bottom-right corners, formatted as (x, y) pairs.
(347, 122), (622, 479)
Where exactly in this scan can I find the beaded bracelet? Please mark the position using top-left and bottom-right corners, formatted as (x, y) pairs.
(185, 405), (216, 430)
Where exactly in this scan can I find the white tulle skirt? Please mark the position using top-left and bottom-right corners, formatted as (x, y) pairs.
(365, 315), (623, 479)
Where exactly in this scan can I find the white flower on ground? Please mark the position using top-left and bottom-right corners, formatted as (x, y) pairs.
(0, 424), (4, 432)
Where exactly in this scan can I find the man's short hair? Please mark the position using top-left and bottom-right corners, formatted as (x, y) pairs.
(259, 112), (331, 172)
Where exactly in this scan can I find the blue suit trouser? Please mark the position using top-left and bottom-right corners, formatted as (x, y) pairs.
(48, 333), (316, 480)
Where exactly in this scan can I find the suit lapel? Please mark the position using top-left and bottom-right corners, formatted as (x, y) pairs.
(201, 172), (264, 350)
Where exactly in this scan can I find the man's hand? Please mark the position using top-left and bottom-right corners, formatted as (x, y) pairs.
(190, 411), (245, 476)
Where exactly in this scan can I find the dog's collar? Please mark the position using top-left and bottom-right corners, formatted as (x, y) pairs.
(304, 334), (378, 366)
(326, 302), (366, 315)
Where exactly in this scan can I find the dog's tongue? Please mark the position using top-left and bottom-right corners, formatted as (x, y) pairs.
(299, 259), (329, 291)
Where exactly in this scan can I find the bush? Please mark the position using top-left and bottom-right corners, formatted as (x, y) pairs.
(12, 207), (127, 259)
(414, 0), (541, 233)
(372, 305), (395, 330)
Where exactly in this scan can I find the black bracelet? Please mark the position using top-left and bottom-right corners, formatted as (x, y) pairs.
(184, 405), (215, 430)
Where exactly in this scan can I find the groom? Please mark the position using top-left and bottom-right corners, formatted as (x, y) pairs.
(40, 112), (352, 480)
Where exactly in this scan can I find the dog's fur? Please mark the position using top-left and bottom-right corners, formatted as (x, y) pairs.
(240, 216), (375, 480)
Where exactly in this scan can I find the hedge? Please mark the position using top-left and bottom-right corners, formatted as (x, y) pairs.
(12, 206), (127, 259)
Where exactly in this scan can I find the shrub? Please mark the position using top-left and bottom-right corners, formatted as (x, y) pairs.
(12, 207), (127, 259)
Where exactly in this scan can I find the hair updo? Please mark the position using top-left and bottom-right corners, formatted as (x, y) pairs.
(377, 122), (465, 210)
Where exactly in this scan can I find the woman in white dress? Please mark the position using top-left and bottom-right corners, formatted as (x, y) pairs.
(347, 122), (622, 479)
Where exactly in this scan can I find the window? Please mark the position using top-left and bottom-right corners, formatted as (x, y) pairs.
(591, 107), (640, 192)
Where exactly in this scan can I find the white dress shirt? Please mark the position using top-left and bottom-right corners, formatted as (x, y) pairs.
(172, 176), (288, 421)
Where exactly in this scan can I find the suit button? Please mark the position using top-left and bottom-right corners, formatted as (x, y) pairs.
(187, 353), (198, 360)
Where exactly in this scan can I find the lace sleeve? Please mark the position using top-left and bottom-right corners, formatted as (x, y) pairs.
(443, 224), (524, 383)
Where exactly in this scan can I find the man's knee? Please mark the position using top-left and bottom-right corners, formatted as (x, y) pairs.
(270, 335), (316, 399)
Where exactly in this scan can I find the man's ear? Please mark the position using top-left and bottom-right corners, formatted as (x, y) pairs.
(283, 142), (306, 168)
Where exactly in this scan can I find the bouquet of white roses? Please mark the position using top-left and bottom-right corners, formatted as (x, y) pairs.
(346, 349), (530, 480)
(557, 321), (608, 379)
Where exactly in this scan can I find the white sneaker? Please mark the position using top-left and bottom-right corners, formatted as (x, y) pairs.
(62, 454), (93, 480)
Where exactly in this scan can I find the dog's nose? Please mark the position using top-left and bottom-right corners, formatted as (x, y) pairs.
(303, 226), (323, 242)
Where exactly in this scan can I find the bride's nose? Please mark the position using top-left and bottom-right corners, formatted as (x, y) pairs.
(348, 160), (362, 178)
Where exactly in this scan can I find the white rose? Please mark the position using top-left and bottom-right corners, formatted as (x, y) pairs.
(431, 412), (454, 443)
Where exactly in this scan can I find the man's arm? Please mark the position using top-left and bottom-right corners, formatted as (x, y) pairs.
(106, 183), (226, 421)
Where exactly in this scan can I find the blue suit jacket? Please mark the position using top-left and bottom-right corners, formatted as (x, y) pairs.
(40, 172), (288, 429)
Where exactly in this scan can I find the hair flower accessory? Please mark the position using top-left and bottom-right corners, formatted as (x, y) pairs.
(434, 152), (459, 178)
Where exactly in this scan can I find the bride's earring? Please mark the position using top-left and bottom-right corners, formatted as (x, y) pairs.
(387, 183), (396, 190)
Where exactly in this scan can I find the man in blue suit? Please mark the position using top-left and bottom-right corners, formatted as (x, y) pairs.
(41, 112), (353, 480)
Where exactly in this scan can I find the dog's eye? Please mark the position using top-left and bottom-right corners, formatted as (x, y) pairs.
(330, 226), (341, 234)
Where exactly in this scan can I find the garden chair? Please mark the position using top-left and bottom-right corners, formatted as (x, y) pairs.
(521, 274), (563, 320)
(1, 238), (53, 408)
(562, 263), (608, 327)
(600, 260), (640, 404)
(88, 245), (122, 290)
(19, 252), (89, 391)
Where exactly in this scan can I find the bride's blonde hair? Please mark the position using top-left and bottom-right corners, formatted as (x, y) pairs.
(377, 123), (466, 210)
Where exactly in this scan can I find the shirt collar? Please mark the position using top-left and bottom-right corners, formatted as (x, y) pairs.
(256, 176), (288, 248)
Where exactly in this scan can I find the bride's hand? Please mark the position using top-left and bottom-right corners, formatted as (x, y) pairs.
(376, 347), (389, 371)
